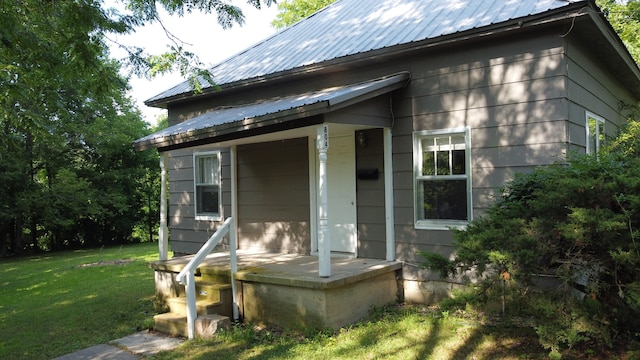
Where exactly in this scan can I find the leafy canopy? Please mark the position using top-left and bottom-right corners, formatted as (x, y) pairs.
(111, 0), (275, 88)
(271, 0), (335, 29)
(597, 0), (640, 63)
(0, 0), (163, 253)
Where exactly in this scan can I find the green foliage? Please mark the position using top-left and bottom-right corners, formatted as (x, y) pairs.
(607, 103), (640, 158)
(597, 0), (640, 64)
(420, 118), (640, 356)
(418, 250), (456, 278)
(529, 293), (608, 357)
(0, 0), (162, 254)
(271, 0), (336, 29)
(117, 0), (274, 88)
(0, 0), (279, 254)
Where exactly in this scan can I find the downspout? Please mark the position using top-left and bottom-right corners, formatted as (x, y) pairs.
(158, 152), (169, 261)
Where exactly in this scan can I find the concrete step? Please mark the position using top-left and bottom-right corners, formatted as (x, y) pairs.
(194, 282), (232, 302)
(199, 271), (232, 284)
(166, 297), (224, 316)
(153, 313), (230, 338)
(153, 313), (189, 338)
(171, 280), (231, 300)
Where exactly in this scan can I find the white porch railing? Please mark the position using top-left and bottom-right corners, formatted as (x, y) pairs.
(175, 217), (237, 339)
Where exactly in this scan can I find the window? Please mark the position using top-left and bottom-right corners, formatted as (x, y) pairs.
(413, 128), (471, 229)
(586, 112), (605, 155)
(194, 151), (221, 220)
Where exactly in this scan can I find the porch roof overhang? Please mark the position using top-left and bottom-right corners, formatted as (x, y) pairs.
(134, 72), (410, 152)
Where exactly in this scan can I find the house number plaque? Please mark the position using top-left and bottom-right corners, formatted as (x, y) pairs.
(317, 124), (329, 151)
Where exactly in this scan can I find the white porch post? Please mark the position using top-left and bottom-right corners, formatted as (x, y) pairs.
(229, 145), (239, 321)
(383, 128), (396, 262)
(158, 152), (169, 261)
(317, 125), (331, 277)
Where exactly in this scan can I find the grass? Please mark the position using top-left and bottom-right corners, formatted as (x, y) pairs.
(0, 242), (158, 359)
(151, 305), (640, 360)
(2, 243), (637, 359)
(149, 306), (551, 360)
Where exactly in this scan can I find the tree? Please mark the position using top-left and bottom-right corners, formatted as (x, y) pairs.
(135, 115), (169, 244)
(0, 2), (135, 252)
(1, 0), (280, 254)
(117, 0), (275, 86)
(271, 0), (335, 29)
(597, 0), (640, 63)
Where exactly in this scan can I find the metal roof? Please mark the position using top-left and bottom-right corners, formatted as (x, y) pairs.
(135, 72), (410, 150)
(146, 0), (583, 105)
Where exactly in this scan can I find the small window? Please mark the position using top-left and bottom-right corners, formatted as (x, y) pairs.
(586, 112), (605, 155)
(194, 151), (221, 220)
(413, 128), (472, 230)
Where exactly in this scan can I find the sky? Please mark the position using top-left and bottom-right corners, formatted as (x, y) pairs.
(107, 2), (280, 124)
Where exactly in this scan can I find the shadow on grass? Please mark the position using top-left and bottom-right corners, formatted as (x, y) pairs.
(152, 305), (553, 360)
(0, 243), (158, 360)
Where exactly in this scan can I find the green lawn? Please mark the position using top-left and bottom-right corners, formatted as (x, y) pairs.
(0, 242), (158, 359)
(150, 306), (551, 360)
(1, 243), (634, 360)
(150, 305), (637, 360)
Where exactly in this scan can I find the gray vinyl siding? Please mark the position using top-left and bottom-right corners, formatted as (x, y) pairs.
(167, 147), (232, 255)
(355, 128), (386, 259)
(390, 31), (636, 279)
(565, 38), (637, 150)
(236, 138), (311, 254)
(390, 32), (572, 279)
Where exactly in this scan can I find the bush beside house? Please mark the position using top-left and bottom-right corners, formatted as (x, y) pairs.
(421, 117), (640, 357)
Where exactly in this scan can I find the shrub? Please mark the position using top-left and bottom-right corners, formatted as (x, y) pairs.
(420, 118), (640, 356)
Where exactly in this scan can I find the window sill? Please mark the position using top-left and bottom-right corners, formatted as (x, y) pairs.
(195, 215), (222, 222)
(414, 221), (468, 231)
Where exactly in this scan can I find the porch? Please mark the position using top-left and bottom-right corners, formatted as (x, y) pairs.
(150, 250), (402, 337)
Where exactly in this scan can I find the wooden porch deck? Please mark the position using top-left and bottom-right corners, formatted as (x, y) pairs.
(150, 250), (402, 333)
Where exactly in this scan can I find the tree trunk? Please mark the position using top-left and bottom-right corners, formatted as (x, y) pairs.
(14, 216), (23, 255)
(148, 191), (153, 242)
(0, 225), (7, 257)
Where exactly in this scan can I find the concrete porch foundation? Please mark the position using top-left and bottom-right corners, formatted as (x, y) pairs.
(150, 251), (402, 331)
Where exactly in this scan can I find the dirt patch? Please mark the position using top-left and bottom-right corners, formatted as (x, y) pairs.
(76, 259), (134, 268)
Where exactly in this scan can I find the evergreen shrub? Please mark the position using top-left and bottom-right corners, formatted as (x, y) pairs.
(420, 119), (640, 356)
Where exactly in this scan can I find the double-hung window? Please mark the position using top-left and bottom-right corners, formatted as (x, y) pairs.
(413, 128), (471, 229)
(586, 112), (605, 155)
(194, 151), (221, 220)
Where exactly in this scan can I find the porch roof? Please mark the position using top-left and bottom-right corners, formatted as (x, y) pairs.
(133, 72), (410, 151)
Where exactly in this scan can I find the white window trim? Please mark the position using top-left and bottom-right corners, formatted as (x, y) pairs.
(585, 112), (605, 155)
(413, 127), (472, 230)
(193, 151), (222, 221)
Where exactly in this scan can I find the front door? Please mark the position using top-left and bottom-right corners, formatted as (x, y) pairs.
(319, 132), (357, 255)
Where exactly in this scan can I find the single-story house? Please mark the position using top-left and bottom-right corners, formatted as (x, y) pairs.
(135, 0), (640, 337)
